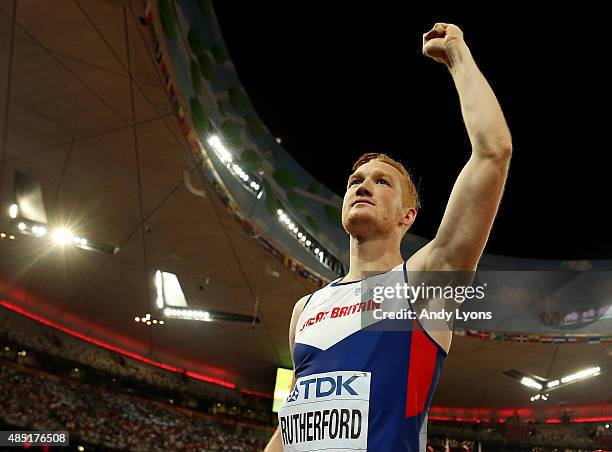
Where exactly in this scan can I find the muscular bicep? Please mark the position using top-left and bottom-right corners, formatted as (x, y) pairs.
(427, 153), (510, 270)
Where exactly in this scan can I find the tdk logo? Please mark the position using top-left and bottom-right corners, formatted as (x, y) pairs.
(286, 384), (299, 402)
(298, 375), (359, 400)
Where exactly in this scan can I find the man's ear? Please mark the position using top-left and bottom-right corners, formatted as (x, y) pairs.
(400, 207), (417, 229)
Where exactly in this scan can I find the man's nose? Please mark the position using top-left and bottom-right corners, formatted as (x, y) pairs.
(355, 181), (373, 197)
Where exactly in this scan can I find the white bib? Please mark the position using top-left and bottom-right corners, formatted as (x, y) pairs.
(278, 370), (371, 451)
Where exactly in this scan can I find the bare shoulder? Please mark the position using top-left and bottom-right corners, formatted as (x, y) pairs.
(289, 294), (311, 348)
(291, 294), (310, 323)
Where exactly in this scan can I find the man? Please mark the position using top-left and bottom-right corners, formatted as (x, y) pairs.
(265, 22), (512, 451)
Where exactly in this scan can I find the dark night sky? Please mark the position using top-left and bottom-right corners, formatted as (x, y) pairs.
(213, 3), (609, 260)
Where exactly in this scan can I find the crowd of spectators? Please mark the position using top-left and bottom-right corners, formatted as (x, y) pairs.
(0, 311), (245, 403)
(0, 362), (268, 451)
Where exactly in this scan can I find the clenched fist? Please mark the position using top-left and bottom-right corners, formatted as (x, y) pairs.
(422, 23), (464, 66)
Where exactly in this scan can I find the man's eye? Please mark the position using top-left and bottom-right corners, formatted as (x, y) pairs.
(350, 179), (361, 186)
(378, 179), (389, 185)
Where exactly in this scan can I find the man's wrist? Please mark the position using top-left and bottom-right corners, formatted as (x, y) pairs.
(445, 40), (471, 71)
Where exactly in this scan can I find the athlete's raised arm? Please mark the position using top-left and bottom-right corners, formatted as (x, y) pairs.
(416, 23), (512, 272)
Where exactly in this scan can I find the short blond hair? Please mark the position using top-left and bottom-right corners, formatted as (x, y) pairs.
(352, 153), (420, 211)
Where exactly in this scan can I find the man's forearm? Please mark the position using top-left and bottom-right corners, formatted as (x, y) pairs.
(446, 40), (512, 158)
(264, 427), (282, 452)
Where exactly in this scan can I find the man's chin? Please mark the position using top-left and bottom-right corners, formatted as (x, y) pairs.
(343, 212), (381, 238)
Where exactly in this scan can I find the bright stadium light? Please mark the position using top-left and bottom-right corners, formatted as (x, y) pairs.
(547, 379), (560, 388)
(163, 307), (212, 322)
(560, 366), (601, 384)
(17, 222), (26, 231)
(52, 228), (74, 245)
(32, 225), (47, 236)
(207, 135), (233, 163)
(520, 377), (543, 390)
(232, 164), (249, 181)
(8, 203), (18, 219)
(70, 236), (88, 246)
(155, 271), (187, 309)
(155, 270), (164, 309)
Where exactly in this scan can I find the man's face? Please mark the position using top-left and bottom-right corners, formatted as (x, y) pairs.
(342, 160), (408, 240)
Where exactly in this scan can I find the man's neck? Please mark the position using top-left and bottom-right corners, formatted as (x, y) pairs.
(342, 235), (404, 283)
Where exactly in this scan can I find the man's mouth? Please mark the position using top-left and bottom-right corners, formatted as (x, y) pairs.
(351, 199), (375, 207)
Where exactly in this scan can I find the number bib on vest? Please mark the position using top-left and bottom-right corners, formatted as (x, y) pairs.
(278, 370), (371, 451)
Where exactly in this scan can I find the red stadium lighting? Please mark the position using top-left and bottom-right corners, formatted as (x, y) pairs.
(240, 388), (273, 399)
(0, 299), (235, 389)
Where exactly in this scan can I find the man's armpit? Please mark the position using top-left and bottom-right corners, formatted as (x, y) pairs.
(411, 296), (455, 336)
